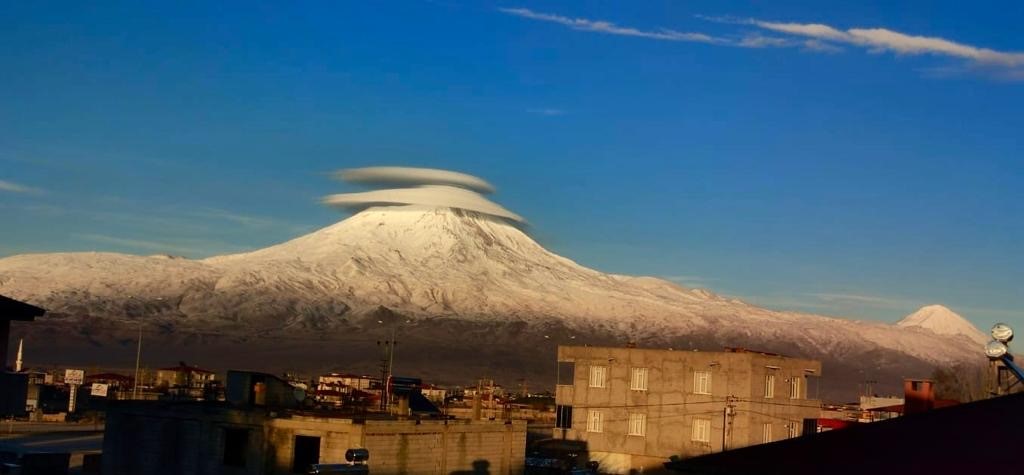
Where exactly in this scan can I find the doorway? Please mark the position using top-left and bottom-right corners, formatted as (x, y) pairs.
(292, 435), (321, 473)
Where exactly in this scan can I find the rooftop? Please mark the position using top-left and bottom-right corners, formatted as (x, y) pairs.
(0, 294), (46, 321)
(158, 363), (214, 374)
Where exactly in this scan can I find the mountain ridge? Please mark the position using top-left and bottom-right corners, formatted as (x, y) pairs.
(0, 206), (988, 399)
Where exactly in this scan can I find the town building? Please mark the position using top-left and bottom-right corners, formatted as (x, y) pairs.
(554, 345), (822, 474)
(420, 383), (447, 404)
(102, 370), (526, 475)
(155, 362), (219, 399)
(156, 362), (217, 388)
(317, 373), (380, 392)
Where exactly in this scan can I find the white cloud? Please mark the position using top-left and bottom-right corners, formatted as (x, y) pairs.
(527, 108), (567, 116)
(749, 19), (1024, 69)
(73, 233), (250, 257)
(504, 9), (1024, 79)
(662, 275), (714, 287)
(499, 8), (726, 44)
(803, 39), (843, 53)
(752, 21), (850, 42)
(0, 179), (43, 194)
(189, 208), (284, 228)
(738, 34), (794, 49)
(74, 233), (207, 256)
(807, 292), (918, 307)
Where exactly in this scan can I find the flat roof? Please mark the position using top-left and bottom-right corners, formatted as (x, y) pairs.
(0, 294), (46, 321)
(558, 344), (804, 358)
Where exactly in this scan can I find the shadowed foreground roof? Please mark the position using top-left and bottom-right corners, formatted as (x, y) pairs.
(0, 294), (45, 321)
(666, 392), (1024, 475)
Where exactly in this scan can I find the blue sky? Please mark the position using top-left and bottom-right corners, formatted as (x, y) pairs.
(2, 1), (1022, 329)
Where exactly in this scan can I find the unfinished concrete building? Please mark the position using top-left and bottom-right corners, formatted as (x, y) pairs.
(554, 345), (823, 474)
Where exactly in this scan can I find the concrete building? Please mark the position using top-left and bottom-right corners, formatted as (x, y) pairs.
(318, 373), (380, 392)
(102, 370), (527, 475)
(420, 383), (447, 404)
(156, 362), (217, 388)
(555, 345), (822, 474)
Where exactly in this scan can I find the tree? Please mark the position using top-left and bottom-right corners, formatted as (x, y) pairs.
(931, 362), (993, 402)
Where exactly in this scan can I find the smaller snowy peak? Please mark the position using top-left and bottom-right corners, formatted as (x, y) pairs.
(897, 305), (987, 344)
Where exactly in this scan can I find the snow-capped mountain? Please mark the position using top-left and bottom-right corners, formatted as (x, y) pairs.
(0, 206), (988, 399)
(897, 304), (988, 345)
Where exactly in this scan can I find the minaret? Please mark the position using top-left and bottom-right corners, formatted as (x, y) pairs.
(15, 338), (23, 372)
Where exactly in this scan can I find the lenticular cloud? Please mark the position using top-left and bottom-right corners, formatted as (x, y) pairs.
(322, 166), (524, 223)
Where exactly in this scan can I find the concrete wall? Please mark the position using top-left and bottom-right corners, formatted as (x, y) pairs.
(555, 346), (822, 474)
(360, 419), (525, 475)
(102, 401), (526, 475)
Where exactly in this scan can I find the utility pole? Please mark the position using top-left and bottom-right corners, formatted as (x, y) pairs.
(132, 323), (143, 400)
(472, 379), (482, 420)
(723, 395), (736, 452)
(377, 319), (405, 412)
(378, 342), (389, 411)
(491, 378), (499, 419)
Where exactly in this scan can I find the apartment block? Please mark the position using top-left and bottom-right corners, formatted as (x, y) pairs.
(554, 345), (822, 474)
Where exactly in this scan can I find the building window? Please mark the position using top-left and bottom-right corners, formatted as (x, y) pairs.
(627, 413), (647, 436)
(762, 423), (773, 443)
(787, 423), (798, 438)
(292, 436), (321, 474)
(630, 367), (649, 391)
(693, 371), (711, 395)
(555, 405), (573, 429)
(691, 418), (711, 443)
(589, 365), (607, 388)
(587, 410), (604, 433)
(790, 377), (801, 399)
(222, 428), (249, 467)
(764, 374), (775, 398)
(557, 361), (575, 385)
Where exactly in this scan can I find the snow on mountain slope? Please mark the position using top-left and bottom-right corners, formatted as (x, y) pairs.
(202, 206), (720, 329)
(897, 305), (988, 345)
(0, 205), (985, 375)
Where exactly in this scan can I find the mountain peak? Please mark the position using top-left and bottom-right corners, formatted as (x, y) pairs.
(896, 304), (987, 344)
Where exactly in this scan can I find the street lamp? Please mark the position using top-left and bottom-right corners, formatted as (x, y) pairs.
(985, 323), (1024, 385)
(991, 323), (1013, 343)
(376, 318), (411, 412)
(130, 296), (162, 400)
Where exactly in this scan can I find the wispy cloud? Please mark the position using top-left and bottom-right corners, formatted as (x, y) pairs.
(74, 233), (208, 256)
(662, 275), (715, 287)
(737, 291), (926, 320)
(744, 19), (1024, 68)
(499, 8), (727, 45)
(0, 179), (44, 194)
(737, 34), (794, 49)
(527, 108), (567, 116)
(500, 8), (1024, 79)
(73, 233), (249, 257)
(189, 208), (281, 228)
(807, 292), (920, 308)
